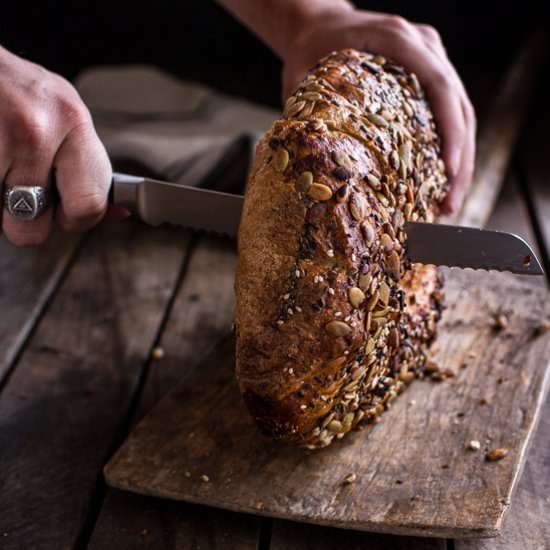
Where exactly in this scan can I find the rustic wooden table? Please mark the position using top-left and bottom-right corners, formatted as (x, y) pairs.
(1, 41), (549, 549)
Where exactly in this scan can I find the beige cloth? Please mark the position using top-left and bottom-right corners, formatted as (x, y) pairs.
(74, 65), (278, 190)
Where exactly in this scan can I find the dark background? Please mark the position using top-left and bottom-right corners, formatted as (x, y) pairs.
(1, 1), (547, 108)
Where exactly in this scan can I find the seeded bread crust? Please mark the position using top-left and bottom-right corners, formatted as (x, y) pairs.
(235, 49), (448, 448)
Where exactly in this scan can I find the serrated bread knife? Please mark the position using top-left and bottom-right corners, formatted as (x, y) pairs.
(110, 172), (544, 275)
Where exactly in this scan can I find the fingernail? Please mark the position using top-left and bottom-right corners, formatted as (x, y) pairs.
(449, 148), (461, 177)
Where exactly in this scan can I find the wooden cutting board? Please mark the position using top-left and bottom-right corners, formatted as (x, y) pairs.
(104, 269), (550, 539)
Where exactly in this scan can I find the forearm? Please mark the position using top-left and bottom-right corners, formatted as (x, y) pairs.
(216, 0), (354, 59)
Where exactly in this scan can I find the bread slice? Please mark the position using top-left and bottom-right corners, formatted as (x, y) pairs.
(235, 49), (448, 448)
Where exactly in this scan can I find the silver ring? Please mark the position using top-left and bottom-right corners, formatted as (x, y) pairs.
(3, 185), (51, 221)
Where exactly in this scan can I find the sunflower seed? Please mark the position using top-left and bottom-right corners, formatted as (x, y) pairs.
(366, 113), (389, 127)
(352, 365), (368, 381)
(348, 287), (366, 308)
(404, 202), (413, 219)
(467, 440), (481, 451)
(274, 148), (289, 172)
(343, 472), (357, 484)
(325, 320), (352, 337)
(349, 193), (367, 221)
(296, 171), (313, 193)
(308, 183), (333, 201)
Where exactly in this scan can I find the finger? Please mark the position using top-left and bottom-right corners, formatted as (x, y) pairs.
(54, 121), (112, 233)
(442, 100), (476, 213)
(2, 133), (55, 247)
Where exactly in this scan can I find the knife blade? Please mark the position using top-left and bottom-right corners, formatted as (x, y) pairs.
(110, 172), (544, 276)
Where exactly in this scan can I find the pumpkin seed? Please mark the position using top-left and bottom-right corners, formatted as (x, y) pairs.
(274, 148), (289, 172)
(366, 173), (382, 190)
(387, 251), (401, 279)
(365, 337), (375, 355)
(486, 447), (508, 461)
(321, 412), (336, 429)
(284, 95), (297, 110)
(348, 287), (366, 308)
(301, 101), (315, 117)
(349, 192), (367, 221)
(379, 281), (390, 305)
(366, 113), (389, 127)
(366, 290), (380, 311)
(287, 100), (306, 117)
(403, 100), (414, 117)
(360, 220), (375, 245)
(333, 151), (353, 171)
(303, 91), (322, 101)
(326, 356), (347, 370)
(307, 183), (333, 201)
(342, 412), (354, 431)
(380, 233), (393, 254)
(390, 150), (400, 170)
(327, 419), (343, 433)
(399, 371), (415, 384)
(296, 171), (313, 193)
(358, 273), (372, 291)
(325, 320), (352, 337)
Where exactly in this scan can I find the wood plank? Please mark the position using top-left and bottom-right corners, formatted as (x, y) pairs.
(0, 220), (188, 549)
(88, 236), (259, 549)
(88, 488), (257, 550)
(270, 520), (445, 550)
(0, 230), (80, 385)
(104, 267), (550, 539)
(455, 47), (550, 550)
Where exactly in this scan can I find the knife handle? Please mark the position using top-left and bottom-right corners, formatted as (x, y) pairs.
(108, 172), (144, 214)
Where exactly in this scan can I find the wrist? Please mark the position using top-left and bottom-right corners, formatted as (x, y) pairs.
(277, 1), (354, 60)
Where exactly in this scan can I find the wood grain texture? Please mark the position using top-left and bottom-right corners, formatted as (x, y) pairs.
(270, 520), (445, 550)
(88, 236), (260, 549)
(0, 230), (80, 384)
(455, 50), (550, 550)
(0, 220), (189, 549)
(105, 268), (550, 539)
(88, 489), (258, 550)
(447, 32), (546, 229)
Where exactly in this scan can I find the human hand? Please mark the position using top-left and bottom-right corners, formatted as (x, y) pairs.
(0, 46), (115, 246)
(281, 8), (476, 214)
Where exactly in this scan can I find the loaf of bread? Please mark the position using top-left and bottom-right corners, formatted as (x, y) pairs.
(234, 49), (448, 448)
